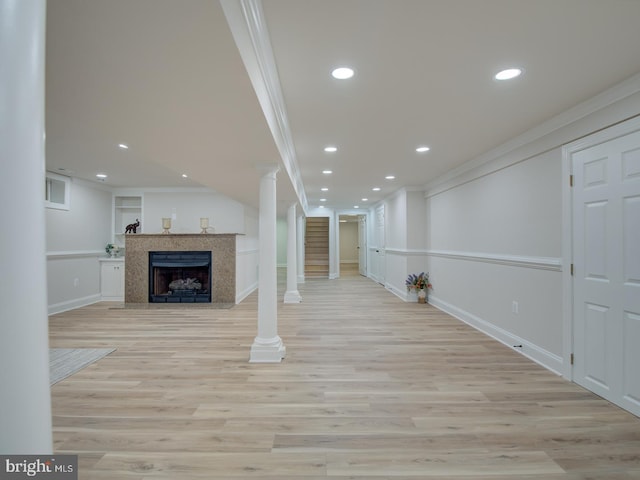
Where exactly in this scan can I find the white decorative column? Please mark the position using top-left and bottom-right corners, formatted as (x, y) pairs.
(284, 203), (302, 303)
(0, 0), (53, 453)
(297, 215), (306, 283)
(250, 166), (286, 362)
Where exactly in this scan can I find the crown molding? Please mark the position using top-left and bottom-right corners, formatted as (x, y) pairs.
(424, 71), (640, 196)
(220, 0), (308, 214)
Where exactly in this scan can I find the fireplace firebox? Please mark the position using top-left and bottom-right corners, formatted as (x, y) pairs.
(149, 251), (211, 303)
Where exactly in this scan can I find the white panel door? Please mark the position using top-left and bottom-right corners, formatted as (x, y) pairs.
(572, 129), (640, 417)
(358, 215), (367, 276)
(375, 204), (386, 285)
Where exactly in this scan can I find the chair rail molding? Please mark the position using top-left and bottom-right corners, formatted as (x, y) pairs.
(426, 249), (562, 272)
(46, 250), (105, 259)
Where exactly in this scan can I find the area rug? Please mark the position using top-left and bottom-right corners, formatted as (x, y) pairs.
(49, 348), (116, 385)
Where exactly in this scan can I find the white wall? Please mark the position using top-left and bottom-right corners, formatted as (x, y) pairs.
(46, 179), (112, 313)
(236, 206), (259, 303)
(143, 190), (245, 234)
(379, 189), (428, 300)
(421, 79), (640, 374)
(426, 149), (563, 364)
(142, 190), (259, 303)
(46, 178), (112, 252)
(276, 217), (287, 267)
(47, 185), (262, 311)
(427, 149), (561, 257)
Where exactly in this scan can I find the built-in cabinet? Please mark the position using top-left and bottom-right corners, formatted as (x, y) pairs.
(100, 258), (125, 300)
(113, 195), (142, 247)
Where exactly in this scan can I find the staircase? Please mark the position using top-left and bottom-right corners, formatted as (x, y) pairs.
(305, 217), (329, 278)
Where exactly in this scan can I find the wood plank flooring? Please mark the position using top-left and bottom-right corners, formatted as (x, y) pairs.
(49, 270), (640, 479)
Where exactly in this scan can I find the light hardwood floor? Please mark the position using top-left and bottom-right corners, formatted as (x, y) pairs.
(49, 271), (640, 479)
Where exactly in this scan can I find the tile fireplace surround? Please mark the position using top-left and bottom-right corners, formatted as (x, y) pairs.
(125, 234), (238, 304)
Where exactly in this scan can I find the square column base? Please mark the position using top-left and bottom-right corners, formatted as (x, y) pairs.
(284, 290), (302, 303)
(249, 337), (286, 363)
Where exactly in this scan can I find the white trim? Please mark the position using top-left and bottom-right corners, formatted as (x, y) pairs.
(424, 72), (640, 196)
(562, 113), (640, 153)
(48, 294), (102, 316)
(249, 337), (286, 363)
(427, 249), (562, 271)
(283, 290), (302, 303)
(386, 282), (412, 302)
(372, 247), (561, 272)
(101, 294), (123, 302)
(385, 248), (428, 257)
(113, 186), (215, 194)
(429, 295), (563, 375)
(237, 248), (259, 256)
(47, 250), (104, 259)
(220, 0), (308, 214)
(561, 115), (640, 380)
(236, 282), (257, 304)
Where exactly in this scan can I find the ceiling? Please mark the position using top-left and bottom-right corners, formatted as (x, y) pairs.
(45, 0), (640, 215)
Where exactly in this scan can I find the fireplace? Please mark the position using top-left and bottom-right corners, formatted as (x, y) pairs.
(125, 234), (237, 304)
(149, 251), (211, 303)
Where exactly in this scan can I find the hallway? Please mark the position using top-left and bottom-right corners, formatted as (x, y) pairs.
(49, 273), (640, 478)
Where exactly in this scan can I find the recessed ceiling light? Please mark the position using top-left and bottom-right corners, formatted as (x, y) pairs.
(323, 170), (333, 175)
(182, 174), (188, 178)
(361, 198), (368, 202)
(118, 144), (129, 150)
(324, 146), (337, 153)
(331, 67), (354, 79)
(354, 205), (360, 209)
(495, 68), (522, 80)
(320, 198), (327, 202)
(372, 187), (381, 191)
(319, 205), (325, 209)
(96, 173), (107, 179)
(385, 175), (395, 180)
(321, 187), (329, 191)
(416, 146), (430, 153)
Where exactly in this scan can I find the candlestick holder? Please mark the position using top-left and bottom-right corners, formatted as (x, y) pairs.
(162, 217), (171, 234)
(200, 217), (209, 234)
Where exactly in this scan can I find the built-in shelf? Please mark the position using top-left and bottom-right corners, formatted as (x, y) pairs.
(113, 195), (142, 247)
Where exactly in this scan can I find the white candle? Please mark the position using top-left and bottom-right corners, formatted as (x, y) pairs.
(200, 217), (209, 229)
(162, 218), (171, 230)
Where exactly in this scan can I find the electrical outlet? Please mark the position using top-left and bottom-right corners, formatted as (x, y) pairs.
(512, 301), (519, 314)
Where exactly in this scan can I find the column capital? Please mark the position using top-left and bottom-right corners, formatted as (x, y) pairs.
(255, 164), (280, 178)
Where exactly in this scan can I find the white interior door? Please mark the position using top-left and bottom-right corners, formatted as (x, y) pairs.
(358, 215), (367, 276)
(375, 204), (386, 285)
(572, 128), (640, 417)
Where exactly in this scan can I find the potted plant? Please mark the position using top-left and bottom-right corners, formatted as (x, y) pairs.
(105, 243), (120, 257)
(406, 272), (432, 303)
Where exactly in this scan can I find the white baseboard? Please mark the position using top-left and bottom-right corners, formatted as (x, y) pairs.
(101, 295), (124, 302)
(386, 283), (410, 301)
(48, 294), (102, 316)
(236, 282), (258, 304)
(428, 295), (564, 375)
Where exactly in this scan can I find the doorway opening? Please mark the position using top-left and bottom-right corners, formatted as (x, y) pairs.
(339, 214), (367, 277)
